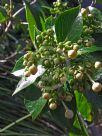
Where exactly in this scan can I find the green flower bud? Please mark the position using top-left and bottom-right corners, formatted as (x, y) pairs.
(24, 52), (32, 60)
(41, 31), (47, 36)
(54, 58), (60, 65)
(47, 28), (54, 35)
(27, 61), (33, 67)
(44, 60), (50, 67)
(58, 42), (64, 48)
(65, 41), (71, 46)
(38, 81), (44, 88)
(36, 35), (42, 42)
(85, 41), (92, 47)
(42, 40), (48, 46)
(77, 39), (82, 44)
(73, 44), (79, 51)
(23, 61), (27, 66)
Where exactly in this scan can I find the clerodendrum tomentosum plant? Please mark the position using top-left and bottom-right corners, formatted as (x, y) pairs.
(7, 0), (102, 135)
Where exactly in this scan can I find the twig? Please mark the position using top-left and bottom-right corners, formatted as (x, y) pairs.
(39, 119), (64, 134)
(85, 73), (95, 84)
(20, 22), (28, 25)
(0, 133), (38, 136)
(61, 100), (68, 110)
(4, 0), (13, 33)
(0, 113), (32, 133)
(4, 0), (36, 33)
(77, 112), (90, 136)
(4, 21), (12, 33)
(7, 33), (18, 43)
(0, 52), (17, 63)
(0, 75), (18, 82)
(13, 0), (36, 18)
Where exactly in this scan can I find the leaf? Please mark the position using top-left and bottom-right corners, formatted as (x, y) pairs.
(45, 16), (55, 30)
(75, 91), (92, 121)
(93, 33), (102, 46)
(78, 46), (102, 55)
(67, 14), (83, 42)
(12, 56), (24, 72)
(88, 6), (102, 20)
(69, 120), (82, 136)
(12, 69), (25, 77)
(0, 6), (7, 23)
(50, 91), (76, 129)
(24, 0), (43, 43)
(55, 6), (83, 42)
(84, 81), (102, 109)
(24, 84), (42, 101)
(96, 0), (102, 5)
(12, 65), (45, 95)
(25, 97), (47, 120)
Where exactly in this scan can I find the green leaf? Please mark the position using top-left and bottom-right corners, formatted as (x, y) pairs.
(0, 6), (7, 23)
(67, 14), (83, 42)
(78, 46), (102, 55)
(75, 91), (92, 121)
(84, 81), (102, 109)
(67, 116), (82, 136)
(50, 103), (74, 129)
(69, 132), (80, 136)
(55, 6), (83, 42)
(25, 97), (47, 120)
(45, 16), (55, 30)
(50, 92), (76, 129)
(73, 116), (82, 131)
(24, 84), (42, 101)
(24, 0), (43, 43)
(93, 33), (102, 46)
(12, 57), (24, 72)
(97, 0), (102, 5)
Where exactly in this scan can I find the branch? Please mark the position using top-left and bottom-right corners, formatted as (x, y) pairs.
(0, 113), (32, 133)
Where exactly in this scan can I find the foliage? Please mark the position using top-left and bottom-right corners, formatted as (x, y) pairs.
(0, 0), (102, 135)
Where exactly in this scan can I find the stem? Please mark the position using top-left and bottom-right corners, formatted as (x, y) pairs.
(9, 0), (13, 17)
(7, 33), (18, 43)
(13, 0), (36, 18)
(4, 21), (12, 33)
(0, 113), (32, 133)
(61, 100), (68, 110)
(0, 87), (11, 92)
(77, 112), (90, 136)
(13, 7), (24, 18)
(4, 1), (36, 33)
(5, 0), (13, 33)
(86, 73), (95, 84)
(1, 133), (36, 136)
